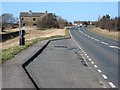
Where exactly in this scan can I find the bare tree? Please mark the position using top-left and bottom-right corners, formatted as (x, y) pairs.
(0, 13), (15, 32)
(57, 17), (67, 29)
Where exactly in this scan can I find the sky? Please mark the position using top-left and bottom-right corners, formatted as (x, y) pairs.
(1, 2), (118, 22)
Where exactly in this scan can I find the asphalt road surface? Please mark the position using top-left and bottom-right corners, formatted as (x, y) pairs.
(26, 38), (107, 88)
(70, 26), (119, 88)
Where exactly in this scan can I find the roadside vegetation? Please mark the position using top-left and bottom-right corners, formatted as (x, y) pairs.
(89, 14), (120, 40)
(0, 12), (72, 63)
(1, 28), (70, 63)
(89, 28), (119, 41)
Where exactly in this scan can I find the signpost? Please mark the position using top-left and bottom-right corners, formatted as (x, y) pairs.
(19, 17), (25, 45)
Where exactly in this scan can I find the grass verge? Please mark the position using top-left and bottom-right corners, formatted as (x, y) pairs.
(89, 28), (119, 41)
(1, 29), (69, 63)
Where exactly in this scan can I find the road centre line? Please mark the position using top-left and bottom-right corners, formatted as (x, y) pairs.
(108, 82), (116, 88)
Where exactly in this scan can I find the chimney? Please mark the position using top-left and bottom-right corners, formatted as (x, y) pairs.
(45, 10), (48, 13)
(29, 10), (32, 14)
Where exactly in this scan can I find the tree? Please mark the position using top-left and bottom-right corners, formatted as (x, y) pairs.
(0, 13), (15, 32)
(37, 13), (59, 29)
(57, 17), (67, 29)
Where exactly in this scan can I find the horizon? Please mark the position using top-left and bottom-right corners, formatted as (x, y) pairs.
(2, 2), (118, 22)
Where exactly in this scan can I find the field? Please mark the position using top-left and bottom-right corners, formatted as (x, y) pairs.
(1, 27), (66, 50)
(0, 27), (68, 63)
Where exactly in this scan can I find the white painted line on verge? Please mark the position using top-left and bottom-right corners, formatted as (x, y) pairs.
(91, 61), (94, 64)
(88, 58), (91, 61)
(94, 65), (98, 68)
(108, 82), (116, 88)
(97, 69), (102, 73)
(102, 75), (108, 79)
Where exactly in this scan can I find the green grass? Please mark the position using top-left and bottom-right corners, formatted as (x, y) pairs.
(1, 32), (70, 63)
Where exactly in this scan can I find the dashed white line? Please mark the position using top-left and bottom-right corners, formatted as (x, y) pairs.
(95, 39), (99, 41)
(101, 41), (108, 45)
(109, 45), (120, 49)
(88, 58), (91, 61)
(86, 56), (89, 58)
(108, 82), (116, 88)
(91, 37), (94, 39)
(87, 36), (90, 37)
(91, 61), (94, 64)
(97, 69), (102, 73)
(94, 65), (98, 68)
(102, 75), (108, 79)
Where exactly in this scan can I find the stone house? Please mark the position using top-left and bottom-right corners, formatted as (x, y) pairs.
(20, 10), (48, 27)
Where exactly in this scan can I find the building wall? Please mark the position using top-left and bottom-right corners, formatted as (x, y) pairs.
(21, 16), (39, 26)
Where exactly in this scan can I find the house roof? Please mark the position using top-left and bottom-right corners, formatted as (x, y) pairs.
(20, 12), (45, 17)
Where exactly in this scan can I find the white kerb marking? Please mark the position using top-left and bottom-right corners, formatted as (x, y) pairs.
(102, 75), (108, 79)
(108, 82), (116, 88)
(94, 65), (98, 68)
(97, 69), (102, 73)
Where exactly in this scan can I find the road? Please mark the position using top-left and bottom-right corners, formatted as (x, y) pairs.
(70, 26), (119, 88)
(26, 38), (106, 88)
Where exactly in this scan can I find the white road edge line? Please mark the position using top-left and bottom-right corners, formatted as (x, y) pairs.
(108, 82), (116, 88)
(102, 75), (108, 79)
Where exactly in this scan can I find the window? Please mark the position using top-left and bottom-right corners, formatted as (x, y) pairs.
(22, 18), (24, 20)
(23, 23), (26, 26)
(33, 18), (36, 21)
(33, 24), (37, 26)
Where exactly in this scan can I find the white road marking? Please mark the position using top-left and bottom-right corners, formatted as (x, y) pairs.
(101, 41), (108, 45)
(108, 82), (116, 88)
(102, 75), (108, 79)
(94, 65), (98, 68)
(109, 45), (120, 49)
(91, 61), (94, 64)
(86, 56), (89, 58)
(95, 39), (100, 41)
(88, 58), (91, 61)
(97, 69), (102, 73)
(91, 37), (94, 39)
(87, 36), (90, 38)
(85, 54), (87, 56)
